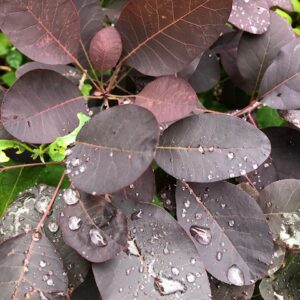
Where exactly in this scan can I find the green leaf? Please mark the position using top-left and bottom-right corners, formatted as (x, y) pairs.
(0, 166), (44, 216)
(0, 33), (11, 56)
(292, 0), (300, 13)
(152, 194), (164, 208)
(275, 8), (292, 25)
(37, 164), (70, 188)
(294, 26), (300, 36)
(255, 106), (286, 128)
(1, 71), (16, 87)
(5, 49), (23, 69)
(0, 140), (26, 163)
(48, 113), (90, 161)
(81, 83), (93, 96)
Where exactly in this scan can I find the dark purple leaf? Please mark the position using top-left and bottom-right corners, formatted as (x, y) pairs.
(94, 197), (211, 299)
(66, 104), (159, 195)
(229, 0), (270, 34)
(0, 184), (90, 289)
(187, 50), (221, 93)
(114, 167), (155, 203)
(0, 0), (80, 64)
(244, 127), (300, 190)
(259, 39), (300, 109)
(176, 181), (273, 285)
(59, 193), (128, 263)
(1, 70), (87, 144)
(177, 55), (202, 80)
(0, 232), (68, 299)
(268, 244), (286, 276)
(16, 62), (81, 85)
(155, 114), (271, 182)
(116, 0), (232, 76)
(89, 27), (123, 72)
(210, 276), (255, 300)
(135, 76), (198, 123)
(74, 0), (104, 67)
(0, 90), (12, 140)
(237, 12), (295, 94)
(279, 110), (300, 130)
(258, 179), (300, 250)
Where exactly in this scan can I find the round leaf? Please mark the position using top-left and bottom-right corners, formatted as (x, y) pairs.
(1, 70), (87, 144)
(89, 27), (123, 72)
(66, 104), (159, 195)
(176, 181), (273, 285)
(156, 114), (271, 182)
(59, 193), (128, 263)
(116, 0), (232, 76)
(0, 0), (80, 64)
(135, 76), (198, 123)
(94, 197), (212, 299)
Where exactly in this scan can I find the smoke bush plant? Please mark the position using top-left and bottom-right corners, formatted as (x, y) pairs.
(0, 0), (299, 299)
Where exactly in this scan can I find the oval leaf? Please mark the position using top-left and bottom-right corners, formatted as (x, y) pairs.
(155, 114), (271, 182)
(135, 76), (198, 123)
(59, 192), (128, 263)
(229, 0), (270, 34)
(259, 39), (300, 109)
(258, 179), (300, 250)
(116, 0), (232, 76)
(0, 232), (68, 299)
(89, 27), (123, 72)
(1, 70), (87, 144)
(94, 197), (212, 299)
(0, 0), (80, 64)
(237, 11), (295, 94)
(66, 104), (159, 195)
(176, 181), (273, 285)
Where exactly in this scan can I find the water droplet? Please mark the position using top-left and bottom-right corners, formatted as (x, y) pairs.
(63, 189), (80, 205)
(190, 258), (196, 265)
(154, 274), (187, 296)
(252, 164), (258, 170)
(228, 220), (235, 227)
(32, 231), (41, 241)
(109, 152), (114, 157)
(34, 195), (51, 214)
(190, 225), (212, 245)
(89, 227), (107, 247)
(227, 265), (245, 286)
(131, 210), (143, 221)
(171, 267), (180, 276)
(79, 165), (86, 173)
(65, 149), (72, 156)
(216, 251), (222, 261)
(195, 213), (202, 220)
(186, 273), (196, 283)
(227, 152), (235, 160)
(48, 222), (59, 233)
(184, 200), (190, 208)
(39, 260), (46, 268)
(240, 170), (247, 176)
(71, 158), (80, 167)
(198, 146), (204, 153)
(68, 216), (82, 231)
(46, 279), (54, 286)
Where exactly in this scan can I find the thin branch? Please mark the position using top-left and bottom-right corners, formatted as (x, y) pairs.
(232, 101), (261, 117)
(0, 161), (63, 172)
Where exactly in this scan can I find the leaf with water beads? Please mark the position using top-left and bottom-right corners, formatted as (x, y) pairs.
(66, 104), (159, 195)
(93, 197), (211, 300)
(0, 232), (68, 299)
(155, 114), (271, 183)
(176, 181), (273, 286)
(258, 179), (300, 250)
(0, 184), (90, 289)
(59, 192), (128, 263)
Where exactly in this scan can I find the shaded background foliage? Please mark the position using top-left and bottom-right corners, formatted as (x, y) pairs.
(0, 0), (300, 299)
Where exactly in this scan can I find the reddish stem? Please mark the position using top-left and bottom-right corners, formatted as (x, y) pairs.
(0, 161), (63, 172)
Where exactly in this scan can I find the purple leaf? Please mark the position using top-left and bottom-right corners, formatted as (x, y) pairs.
(266, 0), (293, 10)
(89, 27), (123, 72)
(65, 104), (159, 195)
(116, 0), (232, 76)
(155, 114), (271, 182)
(176, 181), (273, 285)
(1, 70), (87, 144)
(280, 110), (300, 130)
(0, 0), (81, 64)
(93, 197), (211, 299)
(135, 76), (198, 123)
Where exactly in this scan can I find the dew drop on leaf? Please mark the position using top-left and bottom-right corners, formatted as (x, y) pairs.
(63, 188), (80, 205)
(131, 210), (143, 221)
(227, 265), (245, 286)
(68, 216), (82, 231)
(186, 273), (196, 283)
(34, 195), (51, 214)
(47, 221), (59, 233)
(89, 227), (108, 247)
(154, 274), (187, 296)
(189, 225), (212, 245)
